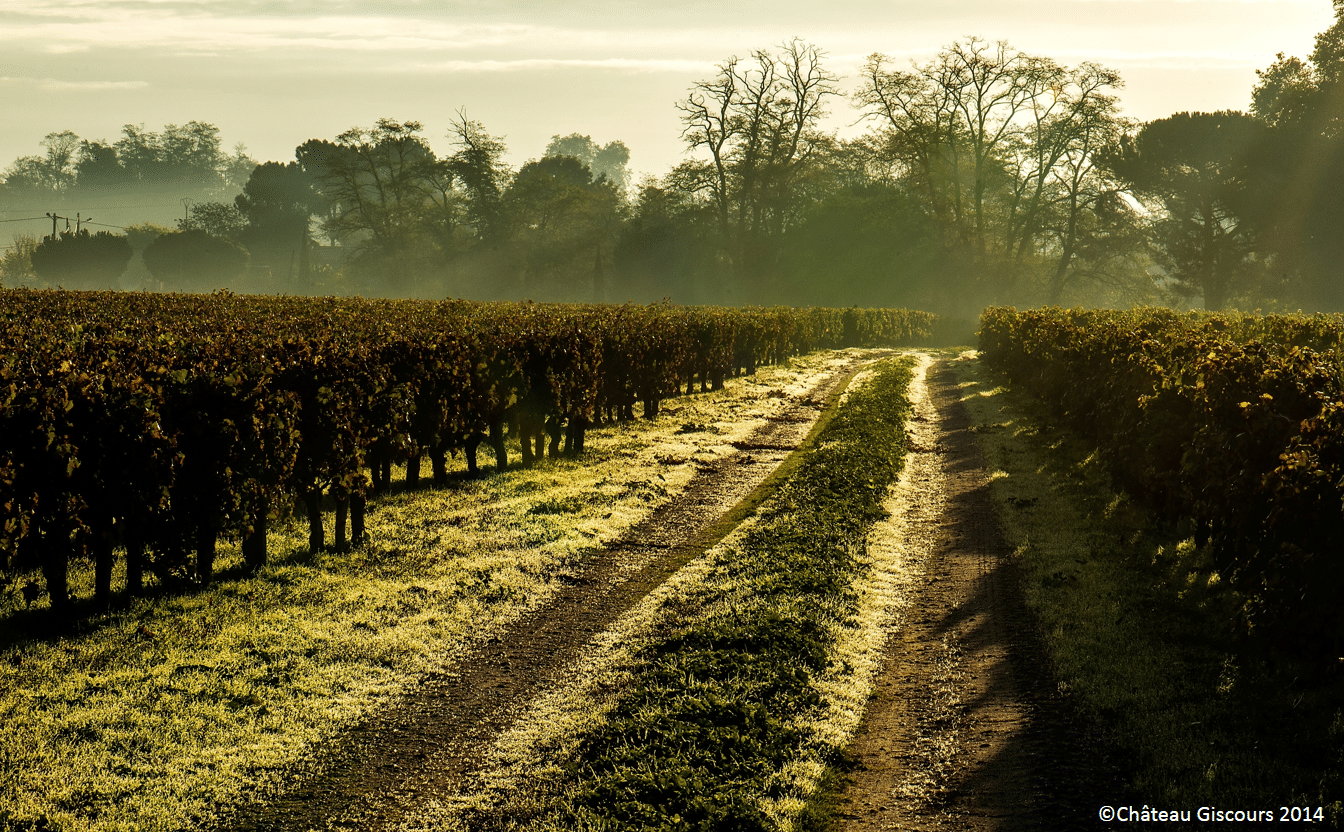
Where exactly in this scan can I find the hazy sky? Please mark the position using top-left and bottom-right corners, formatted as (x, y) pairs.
(1, 0), (1336, 182)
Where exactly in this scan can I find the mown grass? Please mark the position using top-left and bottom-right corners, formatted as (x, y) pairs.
(949, 350), (1344, 825)
(0, 350), (860, 832)
(426, 356), (917, 832)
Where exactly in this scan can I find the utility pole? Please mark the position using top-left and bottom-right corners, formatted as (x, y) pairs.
(45, 212), (65, 239)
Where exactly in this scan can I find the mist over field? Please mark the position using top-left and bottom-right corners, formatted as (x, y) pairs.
(3, 1), (1344, 315)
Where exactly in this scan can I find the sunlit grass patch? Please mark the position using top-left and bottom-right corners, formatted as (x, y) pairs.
(0, 350), (867, 832)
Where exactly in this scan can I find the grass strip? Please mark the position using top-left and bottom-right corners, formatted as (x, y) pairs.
(525, 357), (915, 832)
(615, 354), (883, 606)
(949, 352), (1343, 824)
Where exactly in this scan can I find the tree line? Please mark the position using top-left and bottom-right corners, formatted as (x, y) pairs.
(5, 8), (1344, 313)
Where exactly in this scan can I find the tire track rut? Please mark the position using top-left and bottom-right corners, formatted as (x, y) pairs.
(835, 355), (1116, 831)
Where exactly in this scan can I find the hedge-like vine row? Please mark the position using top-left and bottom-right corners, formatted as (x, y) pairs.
(0, 289), (934, 617)
(979, 306), (1344, 660)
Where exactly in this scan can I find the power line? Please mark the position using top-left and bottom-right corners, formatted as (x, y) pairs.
(0, 204), (191, 213)
(3, 216), (132, 232)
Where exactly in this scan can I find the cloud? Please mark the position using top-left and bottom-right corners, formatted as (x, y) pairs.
(1050, 48), (1276, 68)
(0, 2), (828, 57)
(39, 79), (150, 91)
(0, 5), (524, 52)
(407, 57), (714, 74)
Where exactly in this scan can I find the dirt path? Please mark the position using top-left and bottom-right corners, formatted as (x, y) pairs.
(834, 354), (1113, 831)
(219, 358), (872, 832)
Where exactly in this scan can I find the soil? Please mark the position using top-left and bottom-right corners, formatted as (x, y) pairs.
(833, 355), (1120, 831)
(217, 357), (870, 832)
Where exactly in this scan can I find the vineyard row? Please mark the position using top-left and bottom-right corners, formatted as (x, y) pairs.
(0, 289), (935, 617)
(978, 306), (1344, 660)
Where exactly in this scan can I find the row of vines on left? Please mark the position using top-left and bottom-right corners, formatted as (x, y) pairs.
(0, 290), (936, 619)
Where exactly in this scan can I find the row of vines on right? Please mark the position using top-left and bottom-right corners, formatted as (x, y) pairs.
(978, 306), (1344, 664)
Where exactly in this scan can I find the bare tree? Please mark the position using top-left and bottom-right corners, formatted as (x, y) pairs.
(858, 39), (1044, 269)
(1038, 64), (1136, 303)
(857, 38), (1134, 303)
(446, 112), (511, 244)
(676, 40), (839, 294)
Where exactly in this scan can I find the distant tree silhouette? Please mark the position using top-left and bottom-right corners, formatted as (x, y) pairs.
(73, 140), (130, 192)
(544, 134), (631, 192)
(179, 201), (247, 240)
(856, 38), (1138, 308)
(297, 119), (453, 292)
(0, 233), (40, 285)
(30, 229), (132, 289)
(143, 228), (248, 292)
(504, 155), (622, 299)
(446, 113), (511, 244)
(1, 131), (80, 196)
(117, 121), (225, 189)
(235, 161), (324, 285)
(1108, 111), (1267, 310)
(1248, 1), (1344, 308)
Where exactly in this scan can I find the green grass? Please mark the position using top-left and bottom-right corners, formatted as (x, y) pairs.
(948, 350), (1344, 824)
(0, 350), (863, 832)
(417, 356), (918, 832)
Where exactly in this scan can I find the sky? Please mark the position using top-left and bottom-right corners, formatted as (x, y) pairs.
(1, 0), (1338, 185)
